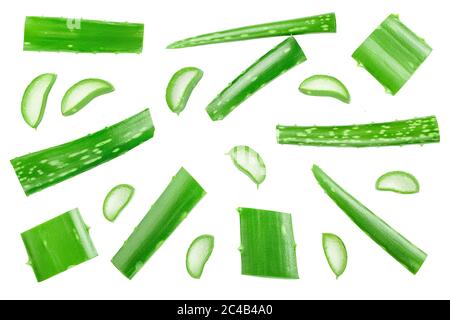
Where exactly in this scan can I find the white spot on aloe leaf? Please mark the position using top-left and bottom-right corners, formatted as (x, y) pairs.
(186, 235), (214, 279)
(299, 75), (351, 104)
(322, 233), (348, 279)
(228, 146), (266, 187)
(376, 171), (420, 194)
(166, 67), (203, 115)
(103, 184), (135, 222)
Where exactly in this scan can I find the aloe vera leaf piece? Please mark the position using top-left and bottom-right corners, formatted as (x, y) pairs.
(376, 171), (420, 194)
(21, 73), (57, 129)
(21, 209), (98, 282)
(112, 168), (206, 279)
(322, 233), (348, 279)
(186, 235), (215, 279)
(299, 75), (350, 103)
(228, 146), (266, 186)
(206, 37), (307, 121)
(103, 184), (135, 222)
(166, 67), (203, 115)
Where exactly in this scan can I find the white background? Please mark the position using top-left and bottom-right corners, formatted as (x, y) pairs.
(0, 0), (447, 300)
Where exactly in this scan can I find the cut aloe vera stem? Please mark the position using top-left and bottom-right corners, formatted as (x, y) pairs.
(312, 165), (427, 274)
(376, 171), (420, 194)
(168, 13), (336, 49)
(166, 67), (203, 115)
(299, 75), (350, 104)
(239, 208), (299, 279)
(353, 14), (432, 95)
(228, 146), (266, 186)
(112, 168), (206, 279)
(186, 235), (215, 279)
(103, 184), (135, 222)
(62, 79), (115, 116)
(21, 209), (97, 282)
(206, 37), (306, 121)
(277, 116), (440, 148)
(21, 73), (57, 129)
(24, 16), (144, 53)
(11, 109), (154, 196)
(322, 233), (347, 279)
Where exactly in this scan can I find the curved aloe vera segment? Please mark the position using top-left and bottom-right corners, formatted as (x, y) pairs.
(62, 79), (115, 116)
(11, 109), (154, 196)
(228, 146), (266, 186)
(186, 235), (215, 279)
(21, 73), (57, 128)
(206, 37), (306, 121)
(166, 67), (203, 115)
(376, 171), (420, 194)
(322, 233), (347, 279)
(168, 13), (336, 49)
(112, 168), (206, 279)
(312, 165), (427, 274)
(277, 116), (440, 148)
(239, 208), (299, 279)
(103, 184), (135, 222)
(299, 75), (350, 103)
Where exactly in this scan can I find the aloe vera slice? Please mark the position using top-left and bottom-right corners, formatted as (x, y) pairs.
(62, 79), (115, 116)
(299, 75), (350, 103)
(103, 184), (135, 222)
(228, 146), (266, 187)
(186, 235), (214, 279)
(166, 67), (203, 115)
(376, 171), (420, 194)
(322, 233), (347, 279)
(21, 73), (57, 128)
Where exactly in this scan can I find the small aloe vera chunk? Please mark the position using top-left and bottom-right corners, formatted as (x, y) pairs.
(228, 146), (266, 187)
(322, 233), (347, 279)
(166, 67), (203, 115)
(21, 73), (57, 128)
(299, 75), (350, 103)
(186, 235), (215, 279)
(103, 184), (135, 222)
(376, 171), (420, 194)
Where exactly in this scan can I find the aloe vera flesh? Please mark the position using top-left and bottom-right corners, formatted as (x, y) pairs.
(376, 171), (420, 194)
(103, 184), (135, 222)
(186, 235), (215, 279)
(322, 233), (347, 279)
(166, 67), (203, 115)
(228, 146), (266, 186)
(299, 75), (350, 104)
(11, 109), (154, 196)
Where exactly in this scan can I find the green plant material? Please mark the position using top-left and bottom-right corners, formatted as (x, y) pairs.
(167, 13), (336, 49)
(228, 146), (266, 187)
(238, 207), (299, 279)
(11, 109), (154, 196)
(21, 209), (98, 282)
(24, 16), (144, 53)
(62, 79), (115, 116)
(352, 14), (432, 95)
(166, 67), (203, 115)
(206, 37), (307, 121)
(322, 233), (347, 279)
(299, 75), (350, 103)
(21, 73), (57, 129)
(376, 171), (420, 194)
(186, 235), (215, 279)
(277, 116), (440, 148)
(103, 184), (135, 222)
(312, 165), (427, 274)
(112, 168), (206, 280)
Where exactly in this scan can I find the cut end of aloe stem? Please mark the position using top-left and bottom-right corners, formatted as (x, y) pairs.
(322, 233), (348, 279)
(103, 184), (135, 222)
(228, 146), (266, 187)
(299, 75), (351, 103)
(186, 235), (215, 279)
(376, 171), (420, 194)
(166, 67), (203, 115)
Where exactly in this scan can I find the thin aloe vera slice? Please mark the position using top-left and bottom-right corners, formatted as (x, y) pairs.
(168, 13), (336, 49)
(299, 75), (350, 103)
(353, 14), (432, 95)
(228, 146), (266, 186)
(24, 17), (144, 54)
(277, 116), (440, 148)
(312, 165), (427, 274)
(239, 208), (299, 279)
(206, 37), (306, 121)
(186, 235), (215, 279)
(11, 109), (154, 196)
(103, 184), (135, 222)
(166, 67), (203, 115)
(112, 168), (206, 279)
(21, 209), (98, 282)
(21, 73), (57, 128)
(376, 171), (420, 194)
(322, 233), (347, 279)
(62, 79), (115, 116)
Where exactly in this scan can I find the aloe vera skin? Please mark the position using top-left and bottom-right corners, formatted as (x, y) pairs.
(11, 109), (154, 196)
(206, 37), (307, 121)
(277, 116), (440, 148)
(112, 168), (206, 280)
(166, 67), (204, 115)
(312, 165), (427, 274)
(24, 17), (144, 53)
(167, 13), (336, 49)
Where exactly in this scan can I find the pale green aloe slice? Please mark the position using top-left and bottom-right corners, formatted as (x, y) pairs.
(166, 67), (203, 115)
(228, 146), (266, 187)
(322, 233), (348, 279)
(299, 75), (351, 103)
(376, 171), (420, 194)
(186, 235), (215, 279)
(103, 184), (135, 222)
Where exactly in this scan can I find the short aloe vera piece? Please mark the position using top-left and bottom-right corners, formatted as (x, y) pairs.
(166, 67), (203, 115)
(62, 79), (115, 116)
(11, 109), (154, 196)
(186, 235), (215, 279)
(277, 116), (440, 148)
(376, 171), (420, 194)
(168, 13), (336, 49)
(322, 233), (347, 279)
(239, 208), (299, 279)
(103, 184), (135, 222)
(206, 37), (306, 121)
(299, 75), (350, 103)
(353, 14), (432, 95)
(228, 146), (266, 187)
(21, 209), (98, 282)
(21, 73), (57, 128)
(112, 168), (206, 279)
(24, 17), (144, 53)
(312, 165), (427, 274)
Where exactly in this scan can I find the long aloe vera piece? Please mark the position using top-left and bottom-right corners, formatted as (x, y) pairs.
(206, 37), (306, 121)
(376, 171), (420, 194)
(11, 109), (154, 196)
(166, 67), (203, 115)
(228, 146), (266, 187)
(239, 208), (299, 279)
(24, 17), (144, 53)
(277, 116), (440, 148)
(103, 184), (135, 222)
(168, 13), (336, 49)
(21, 209), (97, 282)
(186, 235), (215, 279)
(312, 165), (427, 274)
(112, 168), (206, 279)
(299, 75), (350, 104)
(322, 233), (347, 279)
